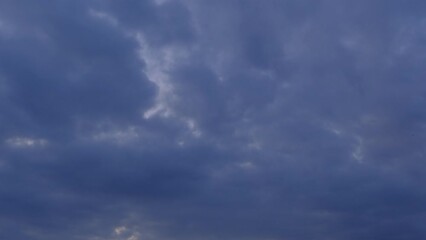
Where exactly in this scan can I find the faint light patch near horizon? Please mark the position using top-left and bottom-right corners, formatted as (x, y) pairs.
(113, 226), (140, 240)
(5, 137), (48, 148)
(114, 226), (127, 235)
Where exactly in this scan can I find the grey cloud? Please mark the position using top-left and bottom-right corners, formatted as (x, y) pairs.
(1, 0), (426, 240)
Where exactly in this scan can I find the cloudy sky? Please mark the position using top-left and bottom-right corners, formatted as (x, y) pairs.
(1, 0), (426, 239)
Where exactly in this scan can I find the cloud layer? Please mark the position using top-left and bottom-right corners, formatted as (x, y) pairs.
(1, 0), (426, 239)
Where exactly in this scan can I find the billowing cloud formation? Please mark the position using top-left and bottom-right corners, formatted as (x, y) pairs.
(1, 0), (426, 239)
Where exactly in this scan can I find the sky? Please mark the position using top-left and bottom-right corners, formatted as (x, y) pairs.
(1, 0), (426, 239)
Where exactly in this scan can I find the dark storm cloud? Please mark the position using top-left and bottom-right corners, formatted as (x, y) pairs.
(1, 0), (426, 239)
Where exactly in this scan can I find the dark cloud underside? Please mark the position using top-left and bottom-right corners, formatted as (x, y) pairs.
(1, 0), (426, 239)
